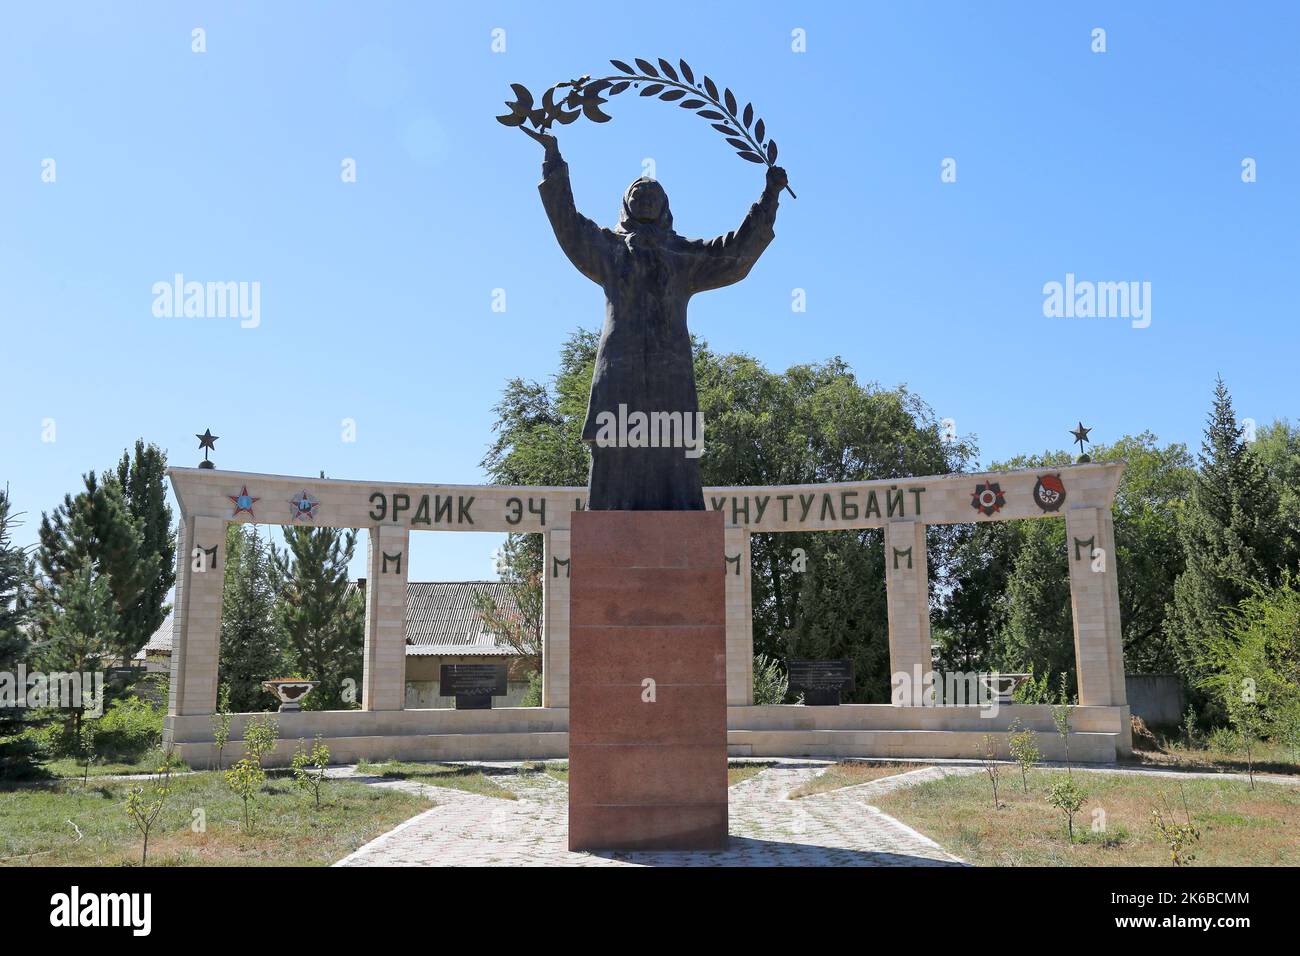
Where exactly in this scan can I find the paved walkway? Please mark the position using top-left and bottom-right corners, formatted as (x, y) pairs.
(331, 757), (1300, 867)
(333, 761), (964, 867)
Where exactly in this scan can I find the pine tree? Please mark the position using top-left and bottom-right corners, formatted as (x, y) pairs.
(38, 563), (120, 735)
(995, 519), (1076, 687)
(112, 441), (175, 659)
(219, 525), (285, 712)
(270, 526), (364, 709)
(40, 564), (119, 674)
(36, 471), (147, 666)
(786, 531), (891, 703)
(1166, 378), (1281, 694)
(0, 488), (33, 733)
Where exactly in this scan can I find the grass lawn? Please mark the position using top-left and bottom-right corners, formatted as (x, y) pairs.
(1128, 737), (1300, 778)
(1, 721), (184, 782)
(518, 760), (568, 784)
(0, 738), (191, 783)
(0, 771), (430, 867)
(354, 760), (519, 799)
(874, 768), (1300, 866)
(726, 761), (776, 786)
(788, 761), (924, 799)
(37, 748), (192, 781)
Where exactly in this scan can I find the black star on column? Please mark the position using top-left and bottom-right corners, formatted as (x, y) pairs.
(1070, 421), (1092, 462)
(197, 429), (218, 469)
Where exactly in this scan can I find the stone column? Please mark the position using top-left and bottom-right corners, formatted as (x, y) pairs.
(542, 529), (571, 708)
(884, 519), (933, 701)
(724, 526), (753, 706)
(168, 515), (226, 717)
(362, 524), (409, 711)
(1065, 507), (1127, 707)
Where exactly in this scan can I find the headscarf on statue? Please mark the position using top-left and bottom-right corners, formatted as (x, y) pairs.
(614, 178), (675, 252)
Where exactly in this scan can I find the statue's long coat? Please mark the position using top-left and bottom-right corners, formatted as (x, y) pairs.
(538, 159), (780, 510)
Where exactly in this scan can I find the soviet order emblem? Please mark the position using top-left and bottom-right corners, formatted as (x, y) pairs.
(1032, 473), (1067, 512)
(970, 481), (1006, 517)
(288, 490), (320, 521)
(228, 485), (258, 518)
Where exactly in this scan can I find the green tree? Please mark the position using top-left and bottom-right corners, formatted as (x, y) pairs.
(692, 348), (974, 661)
(785, 530), (891, 702)
(0, 488), (32, 733)
(1166, 379), (1282, 703)
(1251, 419), (1300, 570)
(225, 757), (265, 832)
(752, 653), (790, 705)
(1051, 702), (1073, 775)
(520, 670), (543, 707)
(242, 712), (279, 766)
(77, 713), (98, 784)
(36, 471), (147, 666)
(219, 525), (284, 712)
(1201, 572), (1300, 781)
(935, 450), (1074, 686)
(125, 751), (178, 866)
(1007, 719), (1041, 793)
(291, 735), (330, 809)
(480, 330), (975, 702)
(1150, 788), (1201, 866)
(996, 518), (1074, 686)
(1107, 434), (1196, 672)
(976, 733), (1003, 809)
(210, 682), (234, 771)
(270, 527), (363, 709)
(479, 330), (596, 690)
(111, 441), (175, 658)
(473, 536), (543, 675)
(932, 520), (1023, 673)
(978, 450), (1076, 690)
(36, 563), (119, 736)
(939, 435), (1193, 691)
(1047, 777), (1087, 841)
(481, 329), (595, 490)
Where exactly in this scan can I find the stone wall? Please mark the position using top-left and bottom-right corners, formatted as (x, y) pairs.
(164, 703), (1130, 767)
(163, 461), (1133, 762)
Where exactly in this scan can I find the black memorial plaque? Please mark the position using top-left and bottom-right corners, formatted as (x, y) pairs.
(440, 663), (508, 710)
(788, 659), (854, 706)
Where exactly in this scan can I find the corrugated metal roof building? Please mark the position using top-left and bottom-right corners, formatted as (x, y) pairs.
(140, 581), (533, 706)
(403, 581), (520, 657)
(142, 581), (526, 658)
(400, 581), (533, 708)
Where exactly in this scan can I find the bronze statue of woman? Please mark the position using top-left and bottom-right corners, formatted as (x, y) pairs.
(525, 129), (787, 510)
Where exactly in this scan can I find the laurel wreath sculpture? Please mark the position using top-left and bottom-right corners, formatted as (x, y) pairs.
(496, 56), (795, 198)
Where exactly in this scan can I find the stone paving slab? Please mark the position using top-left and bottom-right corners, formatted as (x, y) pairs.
(332, 757), (1300, 868)
(334, 762), (964, 867)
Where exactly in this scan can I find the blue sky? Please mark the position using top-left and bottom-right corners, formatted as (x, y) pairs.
(2, 1), (1296, 581)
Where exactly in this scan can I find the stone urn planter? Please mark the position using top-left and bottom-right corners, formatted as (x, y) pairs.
(979, 672), (1030, 705)
(261, 679), (319, 712)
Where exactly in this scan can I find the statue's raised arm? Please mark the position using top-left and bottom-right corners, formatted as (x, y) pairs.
(528, 131), (611, 286)
(687, 165), (786, 294)
(510, 122), (789, 511)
